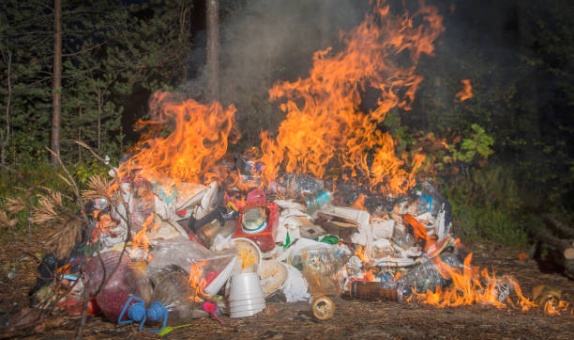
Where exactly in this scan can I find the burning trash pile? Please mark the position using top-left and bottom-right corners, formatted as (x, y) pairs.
(19, 0), (570, 335)
(27, 167), (540, 332)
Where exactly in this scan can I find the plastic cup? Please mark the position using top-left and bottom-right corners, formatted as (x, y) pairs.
(230, 309), (262, 318)
(229, 273), (264, 298)
(229, 301), (266, 313)
(228, 272), (266, 318)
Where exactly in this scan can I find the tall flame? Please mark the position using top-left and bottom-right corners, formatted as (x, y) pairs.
(259, 0), (444, 195)
(119, 91), (238, 186)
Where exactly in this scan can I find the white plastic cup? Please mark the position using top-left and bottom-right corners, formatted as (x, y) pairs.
(229, 272), (266, 318)
(229, 273), (264, 298)
(229, 300), (266, 313)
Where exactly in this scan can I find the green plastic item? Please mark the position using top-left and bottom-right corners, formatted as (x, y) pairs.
(319, 235), (339, 244)
(157, 323), (193, 336)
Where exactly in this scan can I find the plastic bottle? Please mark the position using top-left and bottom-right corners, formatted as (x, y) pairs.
(348, 281), (403, 301)
(149, 269), (207, 325)
(84, 251), (152, 324)
(395, 253), (463, 298)
(304, 190), (332, 215)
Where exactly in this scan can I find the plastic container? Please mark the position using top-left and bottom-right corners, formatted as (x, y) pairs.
(301, 246), (348, 296)
(234, 191), (279, 252)
(228, 272), (266, 318)
(259, 261), (288, 297)
(150, 269), (208, 325)
(84, 251), (152, 323)
(233, 238), (262, 272)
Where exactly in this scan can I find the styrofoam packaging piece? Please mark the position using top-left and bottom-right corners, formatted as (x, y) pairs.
(230, 308), (263, 318)
(229, 300), (266, 313)
(371, 218), (395, 240)
(229, 296), (266, 305)
(320, 206), (372, 245)
(229, 293), (266, 303)
(229, 272), (264, 300)
(259, 260), (288, 297)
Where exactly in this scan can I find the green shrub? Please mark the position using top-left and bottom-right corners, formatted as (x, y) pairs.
(444, 164), (528, 246)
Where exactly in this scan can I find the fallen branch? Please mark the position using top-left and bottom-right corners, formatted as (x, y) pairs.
(542, 213), (574, 240)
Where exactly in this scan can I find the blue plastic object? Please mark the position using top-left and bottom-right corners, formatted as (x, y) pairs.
(118, 295), (147, 330)
(118, 296), (168, 333)
(146, 301), (169, 333)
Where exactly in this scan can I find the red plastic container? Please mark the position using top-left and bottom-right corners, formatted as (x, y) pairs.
(234, 190), (279, 252)
(85, 251), (151, 323)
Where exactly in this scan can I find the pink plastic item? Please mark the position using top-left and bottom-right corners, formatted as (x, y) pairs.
(203, 301), (224, 324)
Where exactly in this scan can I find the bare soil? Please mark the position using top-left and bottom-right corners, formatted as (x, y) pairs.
(1, 232), (573, 340)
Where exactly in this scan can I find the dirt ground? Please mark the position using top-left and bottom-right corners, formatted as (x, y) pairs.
(1, 232), (573, 340)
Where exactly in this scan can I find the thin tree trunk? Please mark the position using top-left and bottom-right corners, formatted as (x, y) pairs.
(51, 0), (62, 164)
(206, 0), (220, 102)
(1, 50), (12, 165)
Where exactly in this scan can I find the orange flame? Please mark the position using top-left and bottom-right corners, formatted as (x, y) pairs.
(259, 0), (444, 195)
(412, 254), (536, 311)
(119, 91), (238, 186)
(131, 213), (159, 254)
(455, 79), (473, 102)
(403, 213), (429, 244)
(350, 194), (367, 211)
(189, 261), (209, 302)
(355, 245), (377, 281)
(355, 245), (370, 264)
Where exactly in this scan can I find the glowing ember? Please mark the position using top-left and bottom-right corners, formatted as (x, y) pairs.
(259, 0), (444, 196)
(532, 284), (572, 316)
(455, 79), (473, 102)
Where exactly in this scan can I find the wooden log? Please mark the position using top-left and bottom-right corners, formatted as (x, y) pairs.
(542, 214), (574, 239)
(534, 226), (574, 260)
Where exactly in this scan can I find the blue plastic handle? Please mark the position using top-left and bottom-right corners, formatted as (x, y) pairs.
(118, 295), (147, 326)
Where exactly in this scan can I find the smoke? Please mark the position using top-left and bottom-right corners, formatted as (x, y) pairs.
(186, 0), (369, 145)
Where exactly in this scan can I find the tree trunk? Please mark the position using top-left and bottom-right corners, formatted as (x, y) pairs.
(50, 0), (62, 164)
(206, 0), (220, 102)
(1, 50), (12, 165)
